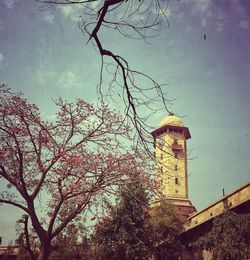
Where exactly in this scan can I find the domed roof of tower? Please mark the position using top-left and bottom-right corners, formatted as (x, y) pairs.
(159, 112), (184, 127)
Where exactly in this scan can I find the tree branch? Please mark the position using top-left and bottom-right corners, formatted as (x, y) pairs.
(0, 198), (29, 213)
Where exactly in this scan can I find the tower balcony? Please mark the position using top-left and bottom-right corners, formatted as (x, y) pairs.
(172, 143), (182, 151)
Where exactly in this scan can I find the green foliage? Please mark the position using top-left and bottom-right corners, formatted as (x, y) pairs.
(193, 202), (250, 260)
(92, 182), (153, 260)
(49, 223), (89, 260)
(151, 203), (185, 260)
(92, 184), (185, 260)
(17, 247), (39, 260)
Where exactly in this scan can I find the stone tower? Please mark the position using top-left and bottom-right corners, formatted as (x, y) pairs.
(151, 113), (196, 217)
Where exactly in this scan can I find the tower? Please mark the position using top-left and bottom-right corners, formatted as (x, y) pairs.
(151, 113), (196, 217)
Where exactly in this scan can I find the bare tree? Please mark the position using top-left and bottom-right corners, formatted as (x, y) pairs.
(36, 0), (172, 152)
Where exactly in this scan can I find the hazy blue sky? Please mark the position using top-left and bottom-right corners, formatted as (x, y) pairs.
(0, 0), (250, 244)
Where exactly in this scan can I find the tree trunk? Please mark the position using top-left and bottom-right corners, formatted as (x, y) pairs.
(25, 246), (36, 260)
(37, 242), (51, 260)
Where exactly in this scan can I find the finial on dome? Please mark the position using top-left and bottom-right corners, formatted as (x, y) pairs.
(159, 112), (184, 127)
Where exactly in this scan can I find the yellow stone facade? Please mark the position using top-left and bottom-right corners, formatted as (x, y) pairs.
(156, 118), (188, 199)
(152, 113), (196, 216)
(152, 114), (250, 260)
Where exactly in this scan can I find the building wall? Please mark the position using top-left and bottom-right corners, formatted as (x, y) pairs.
(183, 182), (250, 231)
(0, 246), (19, 260)
(155, 130), (188, 199)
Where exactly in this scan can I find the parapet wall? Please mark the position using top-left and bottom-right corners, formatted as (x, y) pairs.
(183, 181), (250, 231)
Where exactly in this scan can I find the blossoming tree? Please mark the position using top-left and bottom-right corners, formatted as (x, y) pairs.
(0, 85), (155, 260)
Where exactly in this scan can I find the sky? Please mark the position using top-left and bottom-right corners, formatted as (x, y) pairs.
(0, 0), (250, 245)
